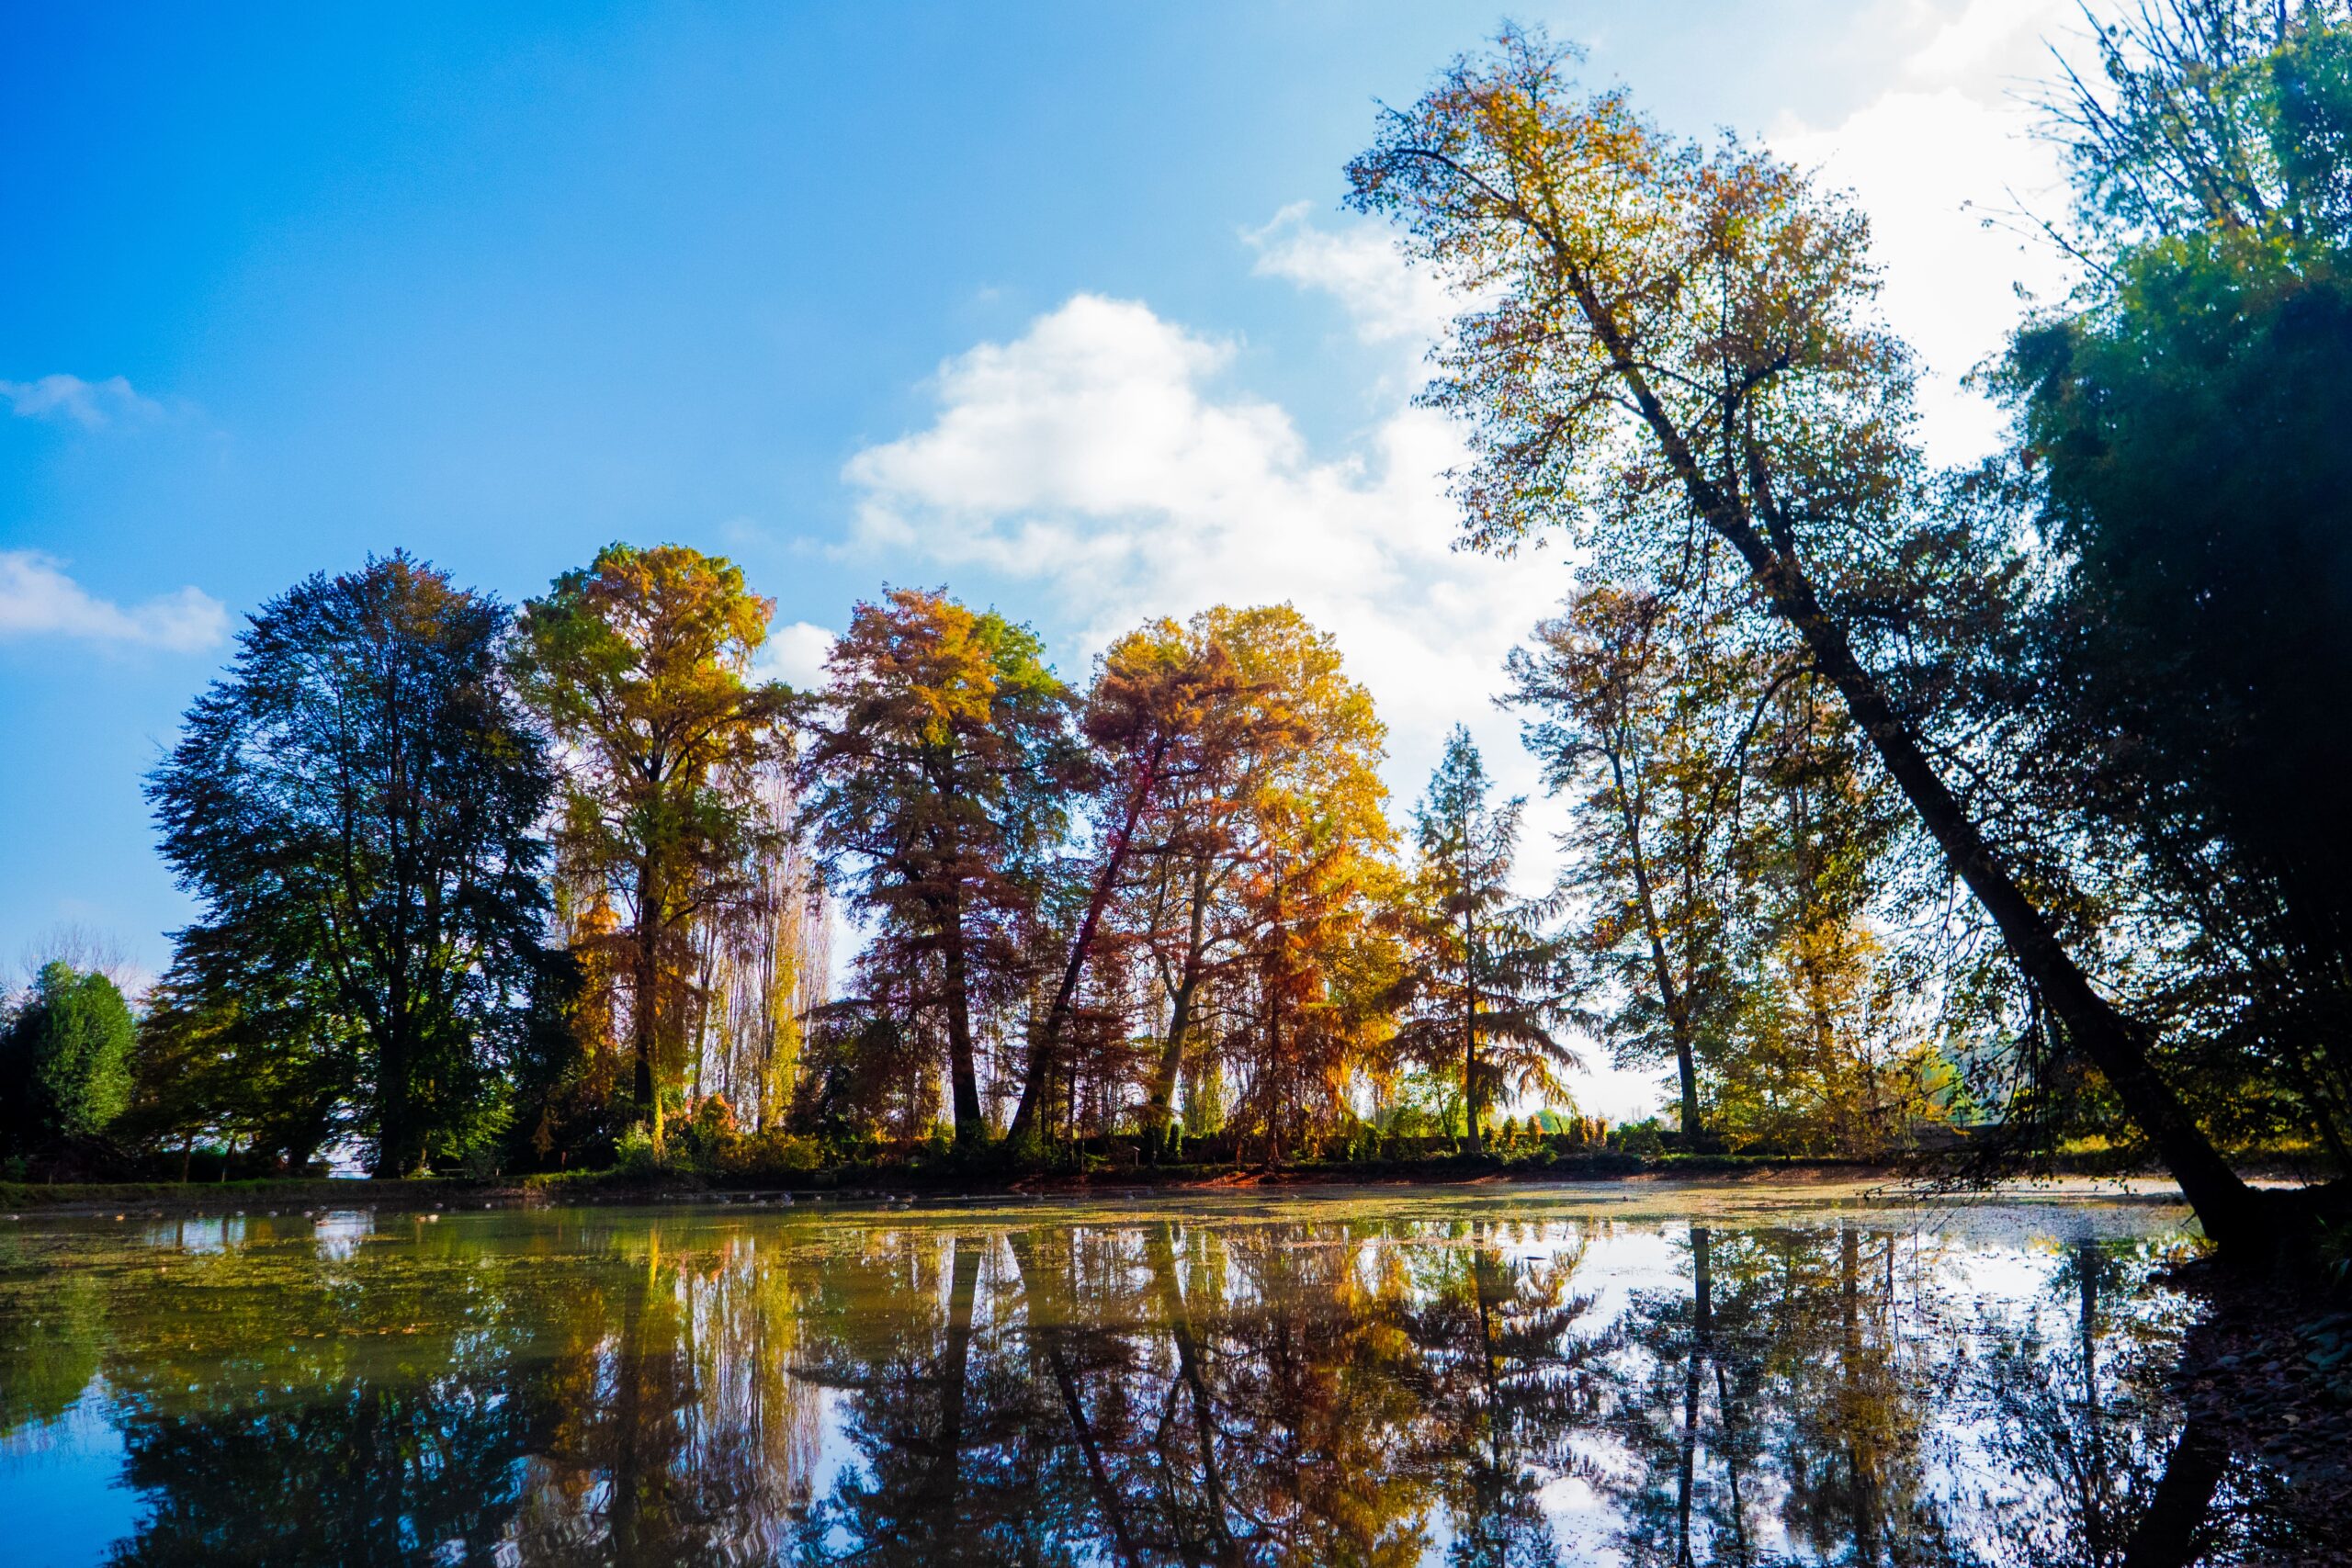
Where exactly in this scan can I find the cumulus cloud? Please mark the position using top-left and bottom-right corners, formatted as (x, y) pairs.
(0, 373), (164, 429)
(1770, 0), (2082, 460)
(0, 551), (230, 652)
(843, 292), (1562, 791)
(842, 289), (1657, 1111)
(755, 618), (835, 689)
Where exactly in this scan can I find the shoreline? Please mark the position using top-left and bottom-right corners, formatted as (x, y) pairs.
(0, 1155), (2226, 1219)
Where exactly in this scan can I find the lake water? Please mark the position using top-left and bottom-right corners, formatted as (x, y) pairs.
(0, 1183), (2329, 1565)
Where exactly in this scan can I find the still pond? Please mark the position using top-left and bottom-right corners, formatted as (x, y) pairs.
(0, 1184), (2335, 1564)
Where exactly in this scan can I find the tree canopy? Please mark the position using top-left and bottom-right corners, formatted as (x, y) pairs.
(146, 553), (554, 1176)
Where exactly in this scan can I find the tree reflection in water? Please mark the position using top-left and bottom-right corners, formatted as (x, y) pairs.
(0, 1202), (2341, 1565)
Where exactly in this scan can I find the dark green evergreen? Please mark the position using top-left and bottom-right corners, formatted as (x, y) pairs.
(2007, 0), (2352, 1162)
(145, 553), (556, 1177)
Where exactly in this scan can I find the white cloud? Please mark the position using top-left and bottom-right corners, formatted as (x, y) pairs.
(0, 551), (229, 652)
(843, 292), (1561, 787)
(1244, 202), (1461, 347)
(1772, 0), (2082, 461)
(755, 618), (834, 689)
(0, 373), (164, 429)
(1897, 0), (2075, 86)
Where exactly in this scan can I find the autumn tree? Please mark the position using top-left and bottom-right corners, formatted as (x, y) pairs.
(512, 543), (789, 1144)
(1114, 609), (1316, 1149)
(1003, 618), (1262, 1148)
(1348, 28), (2278, 1252)
(1207, 610), (1396, 1157)
(149, 554), (554, 1175)
(798, 588), (1077, 1146)
(1387, 727), (1574, 1155)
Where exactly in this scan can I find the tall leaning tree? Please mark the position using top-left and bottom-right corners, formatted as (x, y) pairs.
(150, 554), (554, 1176)
(1347, 28), (2286, 1254)
(512, 543), (788, 1145)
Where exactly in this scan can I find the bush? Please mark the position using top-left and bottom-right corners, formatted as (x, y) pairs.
(614, 1122), (673, 1177)
(0, 964), (134, 1153)
(1609, 1118), (1666, 1158)
(710, 1127), (822, 1179)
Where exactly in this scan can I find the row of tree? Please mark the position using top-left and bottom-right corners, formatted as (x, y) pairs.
(6, 545), (1962, 1179)
(106, 562), (1604, 1176)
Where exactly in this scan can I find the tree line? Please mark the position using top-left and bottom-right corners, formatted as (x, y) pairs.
(6, 3), (2350, 1257)
(5, 546), (1952, 1183)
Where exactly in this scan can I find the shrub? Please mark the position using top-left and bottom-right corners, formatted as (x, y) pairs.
(0, 964), (134, 1152)
(711, 1127), (822, 1178)
(614, 1122), (669, 1177)
(1609, 1118), (1666, 1158)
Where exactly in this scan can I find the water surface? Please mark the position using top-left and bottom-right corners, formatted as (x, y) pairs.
(0, 1184), (2325, 1564)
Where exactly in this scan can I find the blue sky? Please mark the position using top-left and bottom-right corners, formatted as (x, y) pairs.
(0, 1), (2084, 1112)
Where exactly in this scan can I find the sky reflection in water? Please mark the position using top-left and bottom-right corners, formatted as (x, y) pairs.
(0, 1187), (2318, 1565)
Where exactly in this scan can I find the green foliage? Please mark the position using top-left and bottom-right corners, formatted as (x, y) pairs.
(612, 1122), (669, 1178)
(710, 1126), (822, 1177)
(1387, 728), (1575, 1156)
(0, 963), (134, 1150)
(1609, 1118), (1666, 1158)
(146, 553), (553, 1176)
(1998, 3), (2352, 1164)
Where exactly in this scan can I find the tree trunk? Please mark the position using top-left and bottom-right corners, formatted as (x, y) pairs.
(1008, 737), (1170, 1146)
(1463, 883), (1485, 1156)
(1760, 551), (2260, 1249)
(1612, 747), (1703, 1145)
(1678, 1227), (1711, 1568)
(1144, 861), (1213, 1143)
(1464, 1006), (1484, 1156)
(633, 862), (663, 1144)
(920, 1235), (981, 1542)
(374, 1023), (410, 1178)
(940, 897), (985, 1144)
(2123, 1418), (2225, 1568)
(2079, 1241), (2109, 1559)
(1147, 1223), (1239, 1561)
